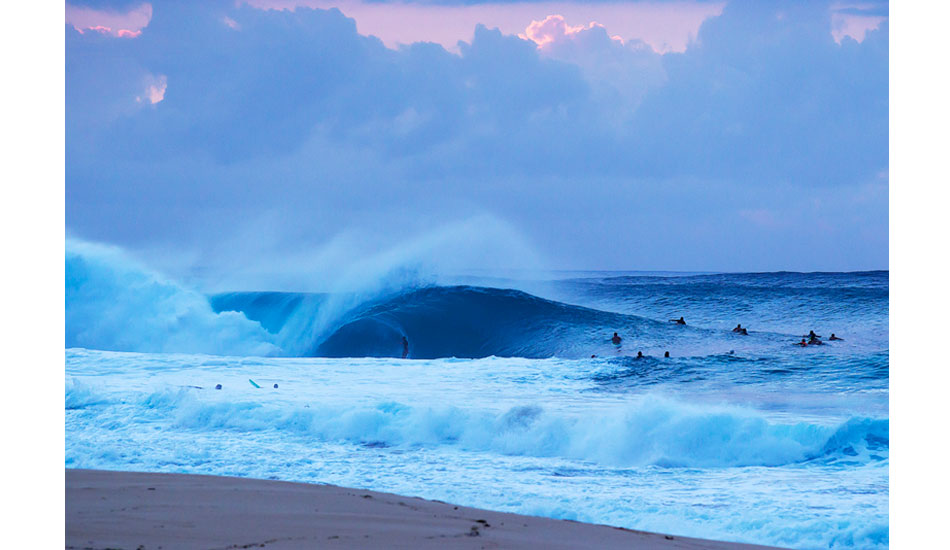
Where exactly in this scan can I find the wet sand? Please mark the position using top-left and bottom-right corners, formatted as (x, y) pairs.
(66, 469), (788, 550)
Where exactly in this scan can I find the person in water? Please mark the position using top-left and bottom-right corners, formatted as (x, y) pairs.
(402, 336), (409, 359)
(671, 317), (686, 325)
(797, 339), (808, 347)
(739, 328), (749, 335)
(733, 324), (743, 332)
(664, 351), (670, 358)
(611, 332), (622, 345)
(636, 351), (644, 359)
(829, 333), (843, 341)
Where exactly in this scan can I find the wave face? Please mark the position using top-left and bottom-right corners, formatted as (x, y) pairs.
(211, 286), (675, 359)
(208, 272), (889, 361)
(313, 286), (672, 359)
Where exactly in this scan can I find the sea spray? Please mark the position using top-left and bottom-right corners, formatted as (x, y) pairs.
(66, 238), (279, 356)
(270, 216), (548, 355)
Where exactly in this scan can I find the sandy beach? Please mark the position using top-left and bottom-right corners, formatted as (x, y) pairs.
(66, 469), (789, 550)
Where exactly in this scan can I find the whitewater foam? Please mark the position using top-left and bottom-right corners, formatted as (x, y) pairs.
(66, 239), (278, 356)
(66, 349), (889, 549)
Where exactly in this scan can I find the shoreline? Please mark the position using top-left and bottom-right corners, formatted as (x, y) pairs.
(66, 469), (789, 549)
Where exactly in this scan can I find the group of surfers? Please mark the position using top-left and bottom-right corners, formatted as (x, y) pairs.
(796, 330), (843, 347)
(606, 316), (845, 357)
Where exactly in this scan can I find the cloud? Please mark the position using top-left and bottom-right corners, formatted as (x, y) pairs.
(222, 15), (242, 30)
(831, 3), (887, 44)
(521, 15), (618, 49)
(244, 0), (723, 53)
(521, 15), (666, 119)
(65, 2), (152, 38)
(136, 73), (166, 104)
(66, 0), (888, 272)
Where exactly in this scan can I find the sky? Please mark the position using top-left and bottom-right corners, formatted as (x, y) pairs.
(65, 0), (888, 286)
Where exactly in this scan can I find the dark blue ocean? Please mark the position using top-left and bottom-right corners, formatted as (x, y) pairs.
(65, 241), (888, 549)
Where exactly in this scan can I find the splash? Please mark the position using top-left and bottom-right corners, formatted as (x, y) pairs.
(66, 238), (279, 356)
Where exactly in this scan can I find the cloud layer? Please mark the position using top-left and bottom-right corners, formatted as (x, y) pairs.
(66, 0), (888, 278)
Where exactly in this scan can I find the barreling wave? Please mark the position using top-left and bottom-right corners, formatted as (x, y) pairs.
(213, 286), (676, 359)
(67, 237), (683, 359)
(65, 238), (879, 360)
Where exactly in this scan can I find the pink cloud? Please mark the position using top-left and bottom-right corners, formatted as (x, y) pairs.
(830, 3), (887, 43)
(136, 75), (167, 105)
(84, 25), (112, 35)
(242, 1), (723, 54)
(521, 15), (620, 49)
(831, 13), (886, 43)
(66, 3), (152, 38)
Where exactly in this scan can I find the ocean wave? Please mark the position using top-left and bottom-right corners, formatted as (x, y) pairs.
(66, 238), (886, 362)
(67, 238), (676, 359)
(66, 239), (279, 356)
(306, 286), (671, 359)
(71, 381), (887, 468)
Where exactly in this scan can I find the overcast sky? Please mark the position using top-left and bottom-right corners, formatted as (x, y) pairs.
(65, 0), (888, 286)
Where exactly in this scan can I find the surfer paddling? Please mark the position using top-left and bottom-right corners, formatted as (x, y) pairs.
(671, 316), (686, 325)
